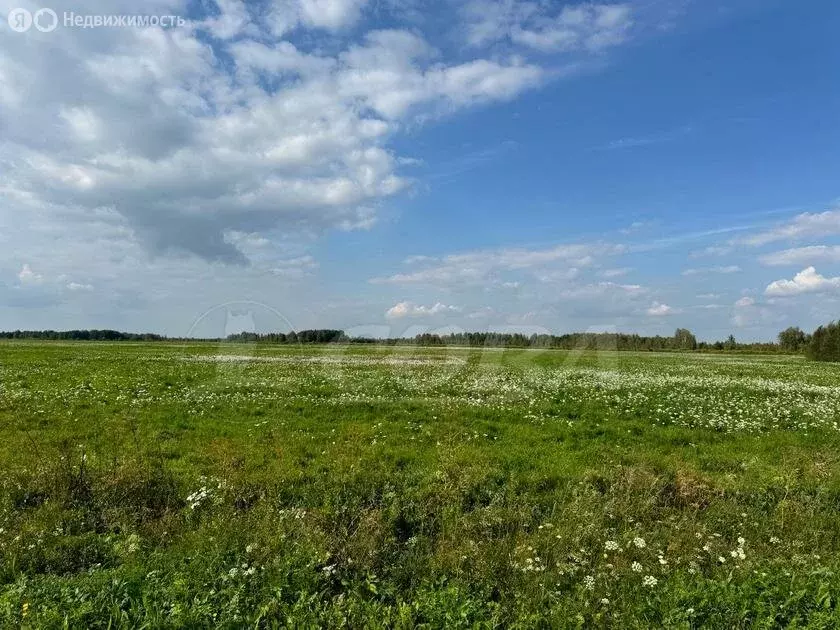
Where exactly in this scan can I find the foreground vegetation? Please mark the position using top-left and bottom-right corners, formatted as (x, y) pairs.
(2, 341), (840, 627)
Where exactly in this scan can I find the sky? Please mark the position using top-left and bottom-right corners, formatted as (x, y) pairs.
(1, 0), (839, 341)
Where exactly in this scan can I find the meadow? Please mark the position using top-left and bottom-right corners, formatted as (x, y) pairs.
(2, 341), (840, 628)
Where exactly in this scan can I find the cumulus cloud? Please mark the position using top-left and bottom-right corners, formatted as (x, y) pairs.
(759, 245), (840, 267)
(741, 209), (840, 246)
(646, 301), (675, 316)
(765, 267), (840, 297)
(0, 4), (546, 264)
(385, 301), (462, 319)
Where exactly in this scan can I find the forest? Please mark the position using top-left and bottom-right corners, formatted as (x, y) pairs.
(3, 325), (830, 357)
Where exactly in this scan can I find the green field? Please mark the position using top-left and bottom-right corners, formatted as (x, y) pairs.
(2, 341), (840, 628)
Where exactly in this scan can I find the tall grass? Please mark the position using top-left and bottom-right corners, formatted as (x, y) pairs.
(1, 342), (840, 627)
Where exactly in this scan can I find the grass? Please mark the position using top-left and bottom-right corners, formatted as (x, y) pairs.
(2, 341), (840, 627)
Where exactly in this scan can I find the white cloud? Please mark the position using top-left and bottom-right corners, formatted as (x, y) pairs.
(731, 295), (784, 329)
(372, 265), (486, 286)
(202, 0), (254, 40)
(59, 106), (102, 143)
(465, 1), (634, 53)
(536, 268), (581, 282)
(690, 245), (733, 259)
(67, 282), (94, 292)
(759, 245), (840, 267)
(336, 32), (544, 119)
(298, 0), (369, 30)
(371, 242), (624, 286)
(560, 282), (645, 299)
(741, 209), (840, 246)
(646, 301), (675, 316)
(467, 306), (496, 319)
(385, 301), (462, 319)
(18, 264), (43, 285)
(267, 0), (371, 35)
(270, 255), (319, 278)
(765, 267), (840, 297)
(0, 13), (544, 264)
(681, 265), (741, 276)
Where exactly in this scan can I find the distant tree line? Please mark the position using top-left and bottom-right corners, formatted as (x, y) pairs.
(4, 324), (840, 361)
(0, 329), (165, 341)
(225, 330), (346, 344)
(383, 330), (783, 353)
(225, 328), (778, 353)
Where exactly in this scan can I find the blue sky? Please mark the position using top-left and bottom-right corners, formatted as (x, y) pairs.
(1, 0), (839, 340)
